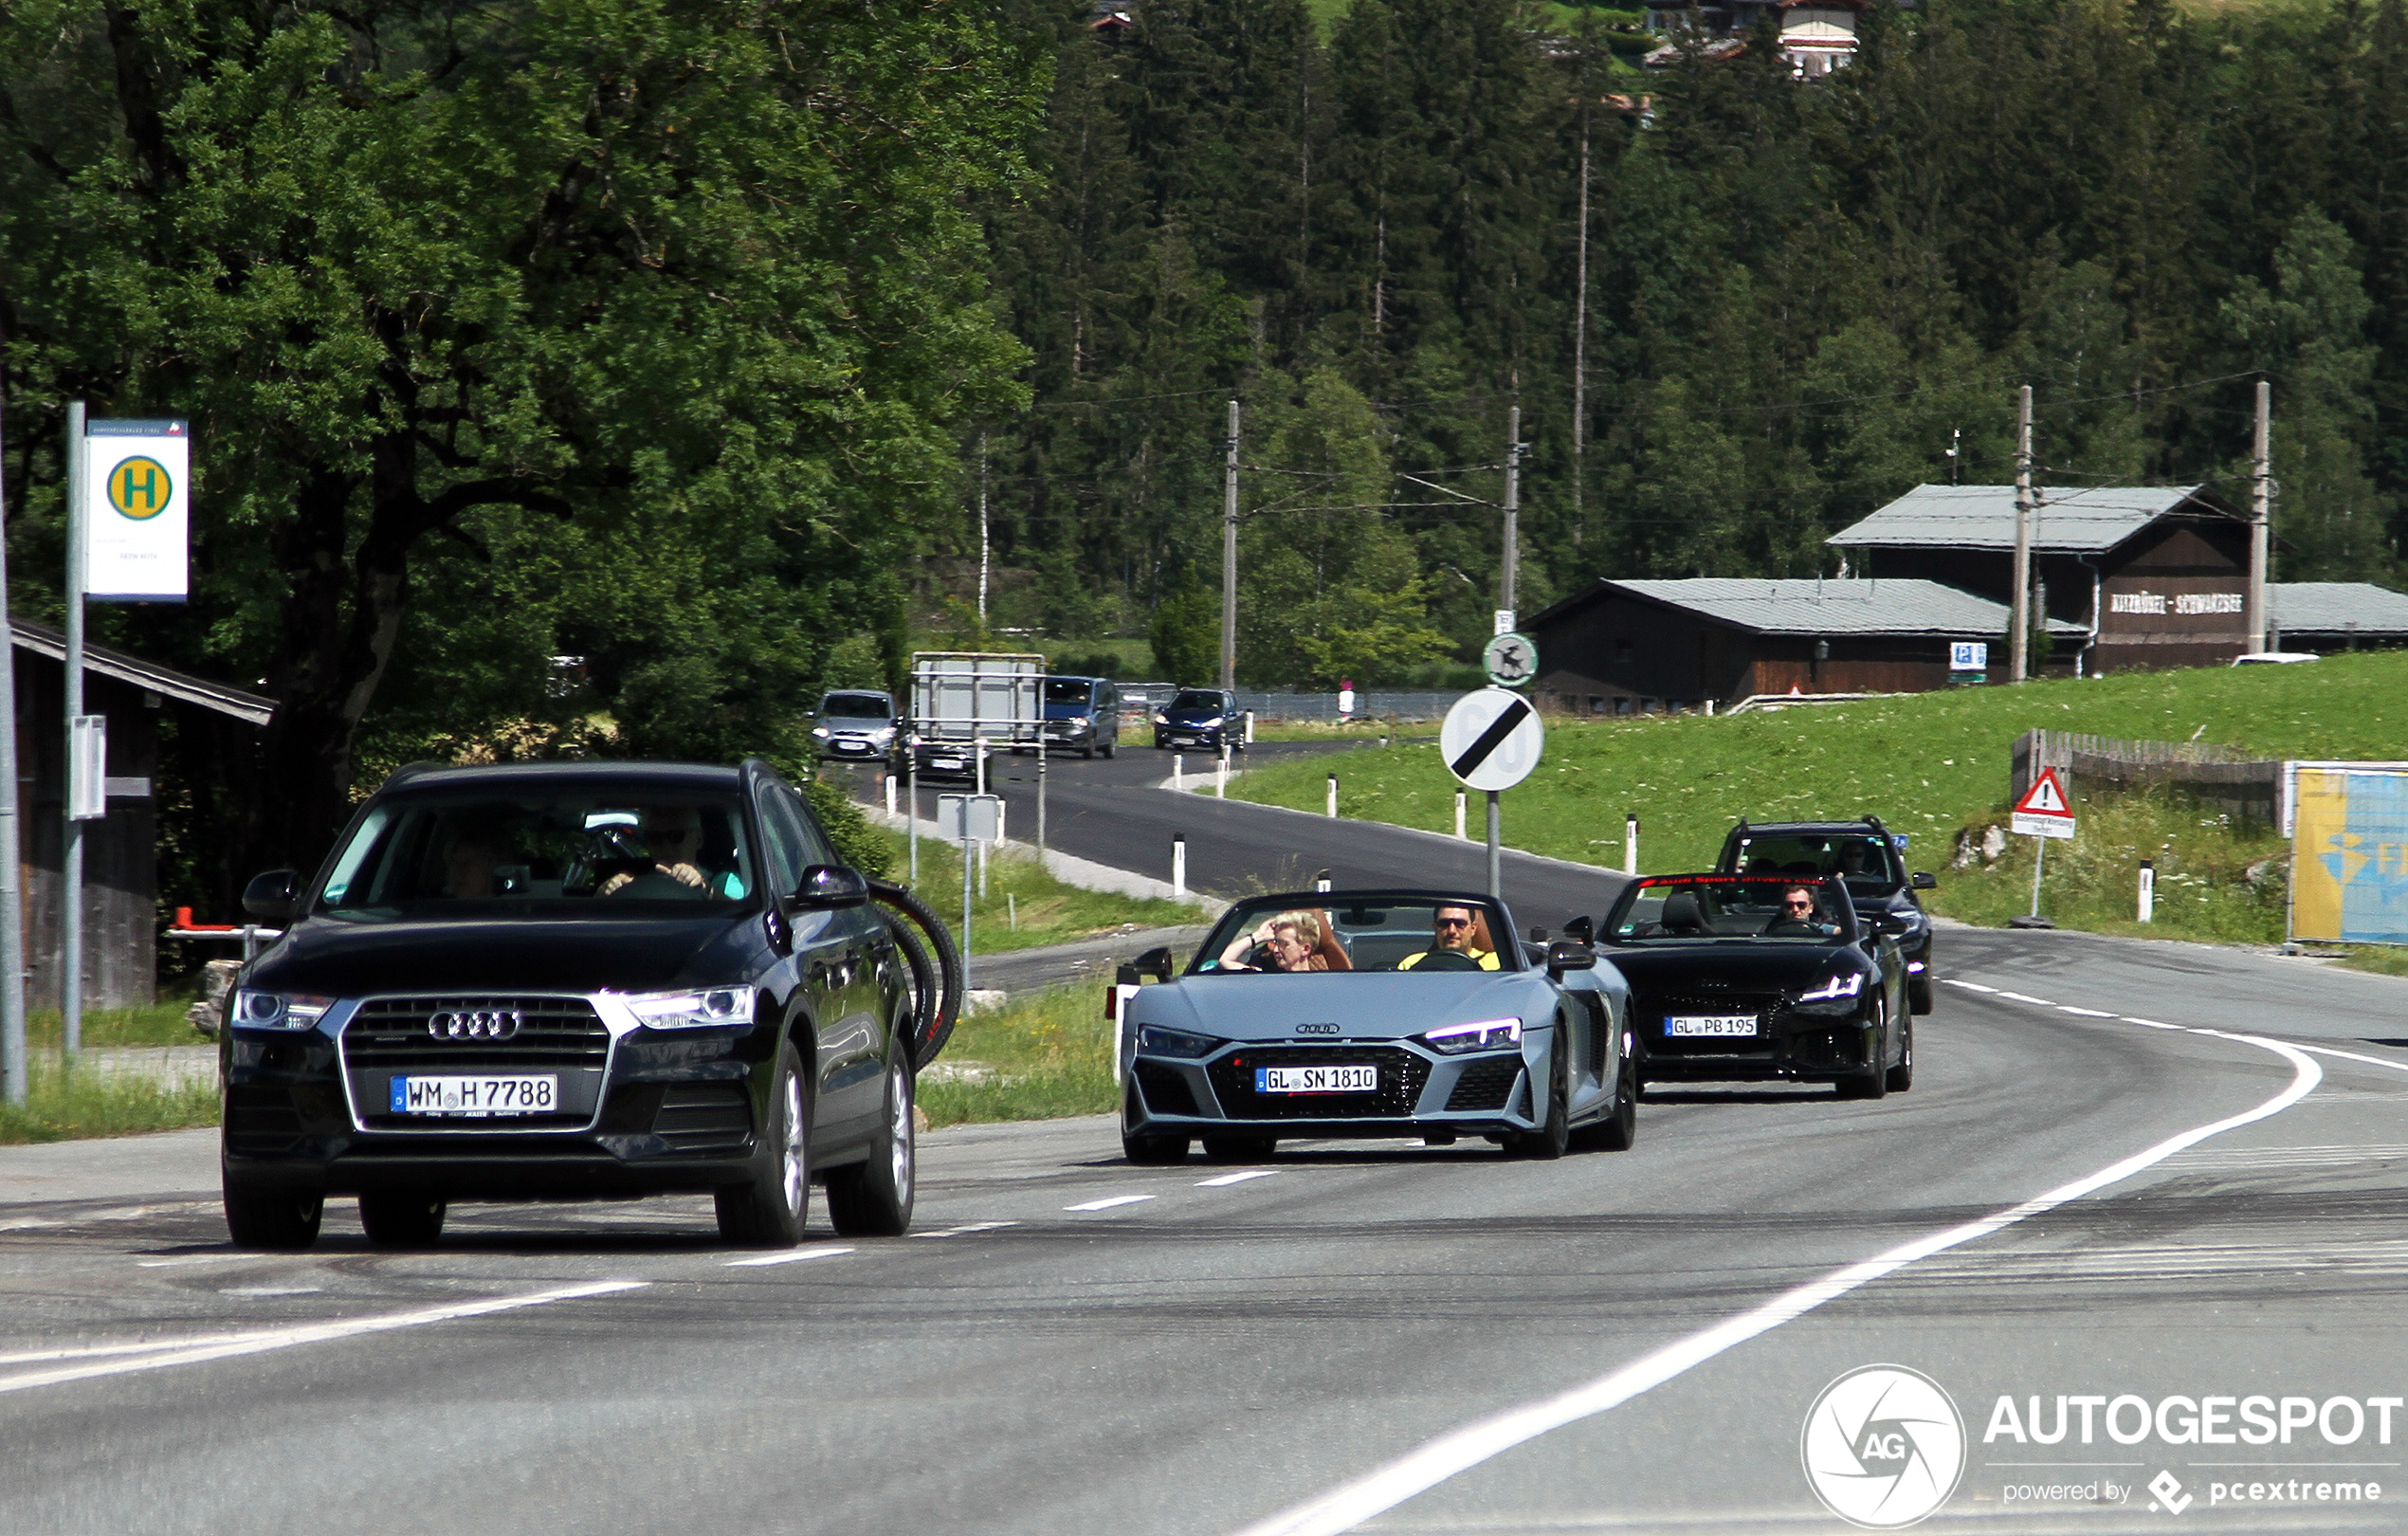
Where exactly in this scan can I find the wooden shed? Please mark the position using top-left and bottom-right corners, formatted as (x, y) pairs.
(1827, 484), (2255, 673)
(9, 621), (274, 1009)
(1524, 577), (2083, 715)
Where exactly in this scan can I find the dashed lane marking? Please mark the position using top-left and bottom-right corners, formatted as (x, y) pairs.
(1065, 1195), (1155, 1212)
(2059, 1006), (2118, 1017)
(0, 1280), (647, 1397)
(910, 1221), (1022, 1239)
(1198, 1171), (1280, 1187)
(1997, 991), (2056, 1006)
(1943, 980), (1998, 993)
(723, 1245), (855, 1269)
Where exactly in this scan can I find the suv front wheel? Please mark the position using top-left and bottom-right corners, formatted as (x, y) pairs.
(826, 1057), (916, 1235)
(717, 1042), (810, 1246)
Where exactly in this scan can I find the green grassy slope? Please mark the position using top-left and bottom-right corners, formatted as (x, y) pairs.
(1229, 652), (2408, 884)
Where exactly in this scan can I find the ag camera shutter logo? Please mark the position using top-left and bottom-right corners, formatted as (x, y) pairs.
(1801, 1364), (1967, 1527)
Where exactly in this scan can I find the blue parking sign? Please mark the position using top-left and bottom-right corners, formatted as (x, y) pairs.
(1949, 641), (1988, 672)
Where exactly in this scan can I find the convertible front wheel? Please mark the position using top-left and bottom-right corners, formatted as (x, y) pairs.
(1506, 1057), (1571, 1161)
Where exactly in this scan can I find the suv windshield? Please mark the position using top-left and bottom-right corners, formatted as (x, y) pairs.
(318, 791), (757, 920)
(1169, 691), (1225, 713)
(1606, 876), (1851, 942)
(1045, 679), (1096, 704)
(1191, 895), (1520, 973)
(820, 694), (890, 720)
(1725, 832), (1898, 894)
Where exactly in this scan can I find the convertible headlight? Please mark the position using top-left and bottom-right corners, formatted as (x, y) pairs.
(229, 989), (336, 1031)
(1421, 1017), (1522, 1054)
(625, 987), (756, 1029)
(1794, 973), (1865, 1004)
(1135, 1024), (1220, 1058)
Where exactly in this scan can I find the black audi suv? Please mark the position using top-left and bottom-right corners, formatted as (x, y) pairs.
(219, 759), (917, 1251)
(1715, 816), (1937, 1013)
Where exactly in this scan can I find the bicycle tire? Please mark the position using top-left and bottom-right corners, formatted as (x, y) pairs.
(868, 876), (963, 1070)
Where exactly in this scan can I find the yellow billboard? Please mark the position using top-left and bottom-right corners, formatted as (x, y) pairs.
(2290, 765), (2408, 944)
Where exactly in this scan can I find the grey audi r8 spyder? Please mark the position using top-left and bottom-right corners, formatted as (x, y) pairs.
(1602, 873), (1913, 1099)
(1115, 889), (1637, 1162)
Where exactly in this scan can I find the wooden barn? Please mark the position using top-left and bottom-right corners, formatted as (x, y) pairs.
(1827, 484), (2255, 673)
(9, 621), (274, 1008)
(2268, 582), (2408, 653)
(1524, 577), (2083, 715)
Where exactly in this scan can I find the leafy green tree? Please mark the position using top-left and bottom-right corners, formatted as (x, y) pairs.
(1148, 588), (1221, 684)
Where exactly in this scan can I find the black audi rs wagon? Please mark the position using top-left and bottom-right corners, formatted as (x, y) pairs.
(219, 759), (917, 1251)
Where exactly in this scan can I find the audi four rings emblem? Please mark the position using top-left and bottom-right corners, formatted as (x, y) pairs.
(429, 1009), (522, 1039)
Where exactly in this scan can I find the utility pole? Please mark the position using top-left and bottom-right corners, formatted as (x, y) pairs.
(2010, 385), (2034, 685)
(63, 400), (86, 1057)
(1571, 118), (1591, 539)
(2249, 379), (2272, 655)
(1501, 406), (1523, 629)
(1220, 399), (1239, 690)
(0, 328), (22, 1106)
(975, 431), (990, 629)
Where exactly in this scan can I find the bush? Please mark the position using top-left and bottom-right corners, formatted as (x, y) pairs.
(806, 777), (894, 878)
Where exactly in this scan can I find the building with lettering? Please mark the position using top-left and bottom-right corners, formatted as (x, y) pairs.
(1827, 484), (2254, 673)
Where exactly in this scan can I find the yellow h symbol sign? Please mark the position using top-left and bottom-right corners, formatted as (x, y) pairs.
(106, 456), (172, 520)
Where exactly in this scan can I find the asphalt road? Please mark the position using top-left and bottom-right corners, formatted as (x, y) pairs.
(5, 753), (2406, 1534)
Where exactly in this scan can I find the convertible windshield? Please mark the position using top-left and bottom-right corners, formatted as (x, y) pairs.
(1168, 691), (1225, 713)
(317, 791), (757, 920)
(1726, 833), (1898, 893)
(1606, 876), (1851, 942)
(1191, 895), (1521, 974)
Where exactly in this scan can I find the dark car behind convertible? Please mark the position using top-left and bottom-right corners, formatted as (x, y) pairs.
(219, 759), (918, 1251)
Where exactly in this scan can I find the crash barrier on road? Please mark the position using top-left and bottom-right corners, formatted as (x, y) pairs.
(2012, 729), (2281, 827)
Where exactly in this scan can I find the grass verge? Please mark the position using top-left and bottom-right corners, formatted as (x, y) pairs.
(0, 1056), (219, 1145)
(26, 1004), (199, 1049)
(878, 829), (1202, 954)
(917, 984), (1116, 1128)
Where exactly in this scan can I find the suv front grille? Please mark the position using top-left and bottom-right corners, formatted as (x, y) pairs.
(342, 995), (610, 1070)
(1206, 1046), (1431, 1121)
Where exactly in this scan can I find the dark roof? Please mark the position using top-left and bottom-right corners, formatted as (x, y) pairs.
(1528, 577), (2085, 638)
(1826, 484), (2247, 554)
(10, 619), (274, 726)
(2270, 582), (2408, 636)
(378, 760), (743, 795)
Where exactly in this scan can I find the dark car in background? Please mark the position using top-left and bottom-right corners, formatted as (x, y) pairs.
(1153, 687), (1243, 753)
(1038, 675), (1120, 759)
(218, 759), (918, 1252)
(1602, 873), (1913, 1099)
(1715, 817), (1937, 1014)
(812, 689), (899, 766)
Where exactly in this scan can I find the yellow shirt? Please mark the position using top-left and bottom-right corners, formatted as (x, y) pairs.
(1396, 947), (1502, 971)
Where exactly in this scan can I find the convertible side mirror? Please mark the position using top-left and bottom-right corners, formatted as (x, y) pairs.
(1133, 945), (1177, 982)
(793, 865), (869, 909)
(1545, 940), (1597, 977)
(1909, 871), (1936, 890)
(1563, 915), (1596, 944)
(242, 869), (301, 924)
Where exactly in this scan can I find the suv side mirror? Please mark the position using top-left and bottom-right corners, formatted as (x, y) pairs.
(1909, 871), (1936, 890)
(242, 869), (301, 924)
(793, 865), (869, 909)
(1545, 940), (1597, 976)
(1134, 945), (1176, 982)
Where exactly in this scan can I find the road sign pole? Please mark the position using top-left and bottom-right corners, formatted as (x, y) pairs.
(1486, 791), (1501, 898)
(2029, 835), (2046, 921)
(63, 400), (85, 1060)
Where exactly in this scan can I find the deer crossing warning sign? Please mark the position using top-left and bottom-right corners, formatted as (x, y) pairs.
(2011, 766), (2077, 840)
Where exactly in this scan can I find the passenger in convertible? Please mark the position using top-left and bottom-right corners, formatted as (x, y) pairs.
(1216, 911), (1338, 972)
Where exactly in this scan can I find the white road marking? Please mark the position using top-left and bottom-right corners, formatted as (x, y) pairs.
(2058, 1006), (2117, 1017)
(218, 1286), (323, 1297)
(1198, 1171), (1280, 1187)
(910, 1220), (1022, 1239)
(1997, 991), (2056, 1005)
(1226, 1033), (2323, 1536)
(1065, 1195), (1155, 1212)
(1943, 979), (1998, 993)
(136, 1255), (248, 1269)
(2289, 1041), (2408, 1077)
(2124, 1016), (2183, 1029)
(0, 1280), (646, 1398)
(0, 1219), (61, 1232)
(722, 1245), (855, 1269)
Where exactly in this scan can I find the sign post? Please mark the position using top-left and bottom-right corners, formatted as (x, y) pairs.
(64, 415), (190, 1057)
(2009, 765), (2077, 926)
(1439, 688), (1545, 897)
(938, 793), (1002, 976)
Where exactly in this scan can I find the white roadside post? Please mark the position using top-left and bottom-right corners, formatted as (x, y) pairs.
(1216, 745), (1228, 798)
(1625, 814), (1639, 876)
(2009, 766), (2078, 927)
(1173, 751), (1183, 790)
(1326, 774), (1338, 817)
(1454, 791), (1468, 840)
(1439, 686), (1545, 899)
(2138, 859), (2155, 923)
(1172, 834), (1187, 899)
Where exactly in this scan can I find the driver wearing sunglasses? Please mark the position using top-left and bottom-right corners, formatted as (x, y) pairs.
(1767, 884), (1836, 936)
(1396, 904), (1502, 971)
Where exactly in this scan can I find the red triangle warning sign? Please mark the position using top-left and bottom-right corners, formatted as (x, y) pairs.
(2014, 766), (2074, 818)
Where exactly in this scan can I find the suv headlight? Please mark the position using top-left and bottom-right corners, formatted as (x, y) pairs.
(1420, 1017), (1522, 1054)
(229, 989), (336, 1031)
(625, 987), (756, 1029)
(1135, 1024), (1220, 1058)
